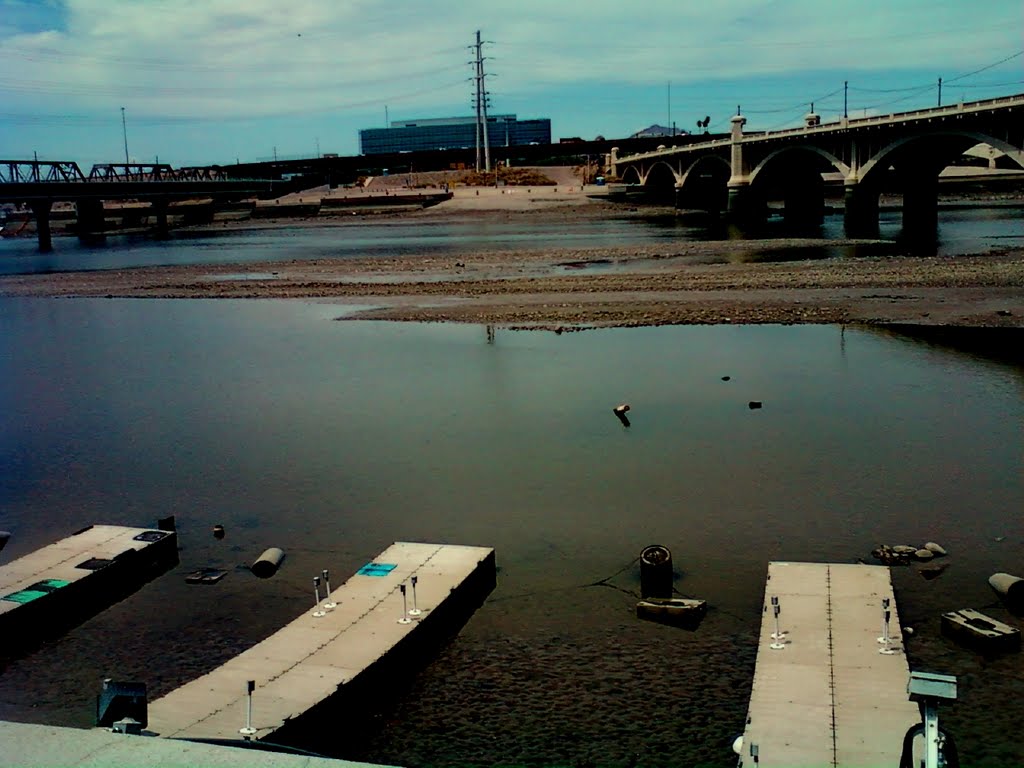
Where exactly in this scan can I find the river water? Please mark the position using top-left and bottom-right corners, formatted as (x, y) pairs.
(0, 211), (1022, 766)
(0, 205), (1022, 274)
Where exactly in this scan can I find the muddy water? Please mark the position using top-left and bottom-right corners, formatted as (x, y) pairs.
(0, 298), (1021, 766)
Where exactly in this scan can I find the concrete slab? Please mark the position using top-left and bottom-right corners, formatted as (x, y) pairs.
(739, 562), (920, 767)
(147, 541), (494, 743)
(0, 720), (395, 768)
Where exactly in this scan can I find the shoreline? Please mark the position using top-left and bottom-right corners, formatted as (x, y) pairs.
(1, 194), (1022, 334)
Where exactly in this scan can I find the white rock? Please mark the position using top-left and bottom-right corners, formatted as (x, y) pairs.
(924, 542), (947, 556)
(892, 545), (917, 555)
(914, 548), (934, 560)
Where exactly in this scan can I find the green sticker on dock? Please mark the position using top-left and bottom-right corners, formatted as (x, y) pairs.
(357, 562), (397, 577)
(2, 578), (71, 604)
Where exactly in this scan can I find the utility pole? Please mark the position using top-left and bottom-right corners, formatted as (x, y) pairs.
(937, 77), (942, 107)
(472, 36), (481, 172)
(843, 80), (848, 119)
(120, 106), (129, 166)
(473, 31), (491, 173)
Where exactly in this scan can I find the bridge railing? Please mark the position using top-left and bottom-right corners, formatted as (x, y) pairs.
(618, 92), (1024, 162)
(0, 160), (86, 184)
(755, 92), (1024, 141)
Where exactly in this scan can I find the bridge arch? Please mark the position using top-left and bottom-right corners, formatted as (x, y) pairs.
(644, 161), (680, 186)
(747, 146), (845, 227)
(677, 155), (730, 212)
(859, 130), (1024, 184)
(620, 165), (642, 185)
(855, 129), (1024, 237)
(643, 161), (680, 203)
(748, 146), (850, 183)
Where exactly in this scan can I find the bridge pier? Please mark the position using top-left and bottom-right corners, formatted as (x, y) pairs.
(29, 201), (53, 252)
(75, 198), (107, 242)
(727, 184), (767, 228)
(902, 175), (939, 237)
(151, 198), (170, 239)
(843, 183), (879, 238)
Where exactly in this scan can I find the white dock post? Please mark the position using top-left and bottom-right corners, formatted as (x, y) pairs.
(239, 680), (256, 737)
(769, 597), (785, 649)
(398, 583), (412, 624)
(312, 576), (326, 618)
(878, 597), (890, 643)
(409, 574), (422, 616)
(322, 569), (337, 609)
(879, 609), (896, 655)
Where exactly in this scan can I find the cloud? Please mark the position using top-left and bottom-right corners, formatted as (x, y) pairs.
(1, 0), (1019, 124)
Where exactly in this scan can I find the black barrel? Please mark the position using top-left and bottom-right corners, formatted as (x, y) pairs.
(640, 544), (673, 598)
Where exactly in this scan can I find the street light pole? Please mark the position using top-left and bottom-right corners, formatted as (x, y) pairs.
(120, 107), (129, 166)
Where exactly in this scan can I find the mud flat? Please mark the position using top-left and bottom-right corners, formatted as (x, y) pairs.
(2, 189), (1022, 334)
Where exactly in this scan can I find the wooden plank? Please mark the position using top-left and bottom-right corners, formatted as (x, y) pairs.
(147, 541), (495, 741)
(740, 562), (920, 767)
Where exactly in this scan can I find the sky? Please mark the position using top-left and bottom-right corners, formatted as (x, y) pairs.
(1, 0), (1022, 169)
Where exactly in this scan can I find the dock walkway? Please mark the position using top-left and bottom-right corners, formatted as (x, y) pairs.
(740, 562), (920, 767)
(147, 541), (494, 742)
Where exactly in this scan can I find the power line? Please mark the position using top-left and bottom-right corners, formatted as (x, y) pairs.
(945, 49), (1023, 84)
(492, 21), (1013, 52)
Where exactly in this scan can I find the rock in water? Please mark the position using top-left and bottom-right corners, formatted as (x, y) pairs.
(914, 548), (934, 560)
(893, 545), (918, 555)
(924, 541), (947, 556)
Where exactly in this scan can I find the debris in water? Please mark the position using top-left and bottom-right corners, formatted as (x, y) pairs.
(185, 568), (228, 585)
(613, 404), (631, 427)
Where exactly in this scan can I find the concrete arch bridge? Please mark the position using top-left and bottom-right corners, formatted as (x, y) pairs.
(611, 93), (1024, 236)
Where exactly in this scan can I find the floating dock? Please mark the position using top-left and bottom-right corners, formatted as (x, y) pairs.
(739, 562), (920, 767)
(147, 541), (495, 744)
(0, 524), (178, 655)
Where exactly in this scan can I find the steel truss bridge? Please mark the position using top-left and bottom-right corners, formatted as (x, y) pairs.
(0, 161), (274, 250)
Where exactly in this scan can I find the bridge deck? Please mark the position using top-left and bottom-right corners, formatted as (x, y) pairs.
(147, 541), (495, 742)
(740, 562), (919, 767)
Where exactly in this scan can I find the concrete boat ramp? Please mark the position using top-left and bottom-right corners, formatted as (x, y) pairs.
(147, 541), (495, 743)
(739, 562), (921, 767)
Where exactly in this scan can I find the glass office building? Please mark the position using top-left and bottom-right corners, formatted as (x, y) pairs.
(359, 115), (551, 154)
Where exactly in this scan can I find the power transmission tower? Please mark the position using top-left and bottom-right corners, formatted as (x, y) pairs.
(472, 30), (492, 173)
